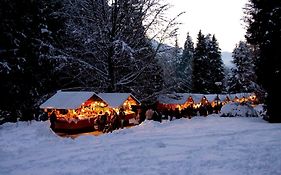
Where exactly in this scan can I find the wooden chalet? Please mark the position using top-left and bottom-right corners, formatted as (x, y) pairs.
(39, 90), (105, 132)
(204, 94), (217, 106)
(97, 93), (141, 123)
(157, 92), (257, 113)
(157, 93), (194, 111)
(228, 93), (251, 103)
(189, 94), (205, 109)
(40, 91), (141, 132)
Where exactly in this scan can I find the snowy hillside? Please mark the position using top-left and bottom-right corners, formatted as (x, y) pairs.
(152, 39), (233, 68)
(222, 51), (233, 67)
(151, 39), (182, 61)
(1, 116), (281, 175)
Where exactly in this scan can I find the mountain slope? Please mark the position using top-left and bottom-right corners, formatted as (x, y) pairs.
(222, 51), (233, 68)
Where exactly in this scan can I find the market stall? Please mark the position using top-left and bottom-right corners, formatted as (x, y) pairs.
(97, 93), (141, 125)
(40, 90), (107, 132)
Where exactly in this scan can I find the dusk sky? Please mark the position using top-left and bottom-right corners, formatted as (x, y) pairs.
(166, 0), (248, 52)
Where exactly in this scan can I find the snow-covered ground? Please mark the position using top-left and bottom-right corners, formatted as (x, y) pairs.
(1, 116), (281, 175)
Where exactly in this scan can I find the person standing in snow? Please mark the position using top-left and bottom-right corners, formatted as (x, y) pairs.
(119, 107), (126, 129)
(100, 112), (108, 132)
(110, 109), (119, 131)
(174, 108), (181, 119)
(152, 109), (162, 122)
(49, 111), (57, 130)
(145, 108), (154, 120)
(135, 108), (142, 124)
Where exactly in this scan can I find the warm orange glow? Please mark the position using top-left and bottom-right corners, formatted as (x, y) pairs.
(158, 93), (259, 113)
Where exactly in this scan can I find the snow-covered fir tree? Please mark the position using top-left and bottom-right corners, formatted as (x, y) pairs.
(168, 36), (182, 92)
(206, 35), (225, 93)
(176, 33), (194, 92)
(192, 31), (223, 93)
(192, 31), (224, 93)
(192, 30), (209, 93)
(227, 41), (257, 93)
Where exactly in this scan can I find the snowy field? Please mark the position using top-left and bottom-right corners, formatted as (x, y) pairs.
(1, 116), (281, 175)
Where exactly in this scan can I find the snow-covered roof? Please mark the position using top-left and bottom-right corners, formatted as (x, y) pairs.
(40, 91), (96, 109)
(228, 93), (251, 100)
(190, 94), (204, 104)
(158, 93), (256, 104)
(218, 94), (229, 101)
(235, 93), (251, 98)
(158, 93), (191, 105)
(205, 94), (219, 102)
(98, 93), (140, 108)
(228, 94), (237, 100)
(158, 93), (208, 104)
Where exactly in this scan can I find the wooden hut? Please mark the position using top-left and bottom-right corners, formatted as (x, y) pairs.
(157, 93), (193, 111)
(39, 90), (106, 132)
(205, 94), (221, 107)
(157, 92), (259, 116)
(229, 93), (251, 103)
(97, 93), (141, 124)
(190, 94), (204, 109)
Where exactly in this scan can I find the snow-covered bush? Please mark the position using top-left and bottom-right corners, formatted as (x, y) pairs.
(220, 102), (258, 117)
(254, 104), (266, 117)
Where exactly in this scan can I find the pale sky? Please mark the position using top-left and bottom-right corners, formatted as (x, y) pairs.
(166, 0), (248, 52)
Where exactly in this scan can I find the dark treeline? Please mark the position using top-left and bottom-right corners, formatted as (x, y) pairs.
(0, 0), (65, 122)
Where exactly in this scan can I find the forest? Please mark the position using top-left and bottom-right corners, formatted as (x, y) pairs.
(0, 0), (280, 123)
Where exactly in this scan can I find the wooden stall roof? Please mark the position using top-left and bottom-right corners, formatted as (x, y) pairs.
(228, 93), (251, 101)
(205, 94), (219, 102)
(39, 91), (97, 110)
(235, 93), (251, 98)
(218, 94), (229, 101)
(158, 93), (255, 105)
(190, 94), (204, 104)
(97, 93), (140, 108)
(157, 93), (191, 105)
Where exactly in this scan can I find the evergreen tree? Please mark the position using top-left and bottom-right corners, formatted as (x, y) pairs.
(192, 30), (208, 93)
(207, 35), (224, 93)
(171, 36), (182, 91)
(225, 41), (256, 93)
(177, 33), (194, 92)
(192, 31), (224, 93)
(245, 0), (281, 122)
(174, 37), (181, 64)
(227, 41), (257, 93)
(192, 30), (214, 93)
